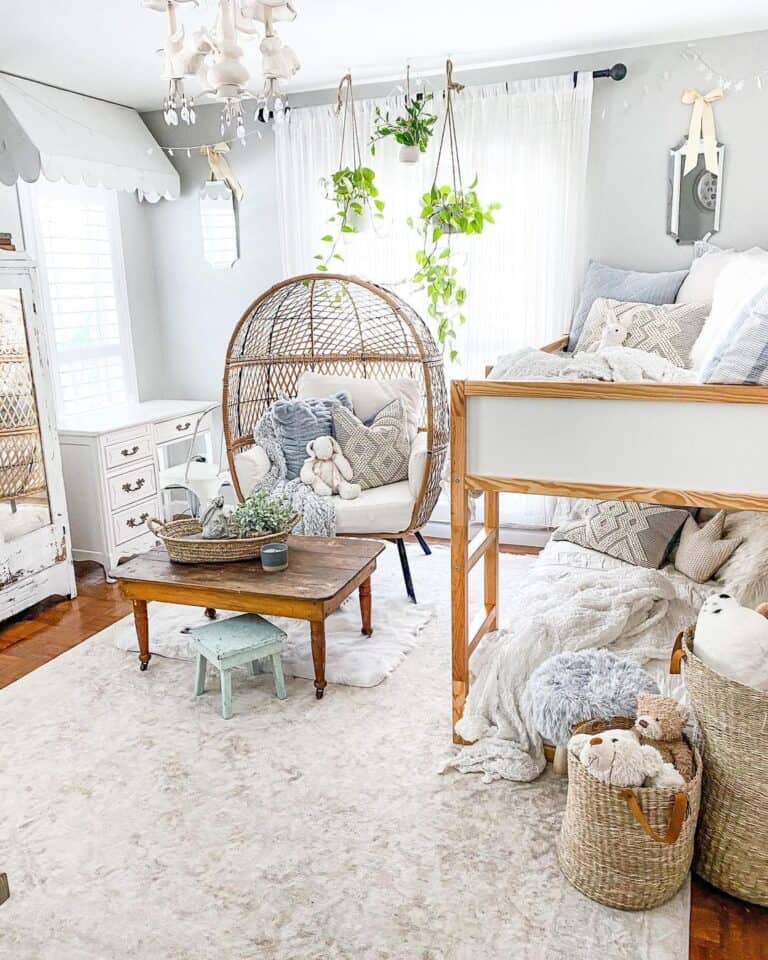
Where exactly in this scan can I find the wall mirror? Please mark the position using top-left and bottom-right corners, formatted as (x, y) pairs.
(667, 138), (724, 244)
(200, 179), (239, 269)
(0, 288), (51, 542)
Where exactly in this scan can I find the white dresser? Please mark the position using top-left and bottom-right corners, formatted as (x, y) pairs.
(58, 400), (218, 576)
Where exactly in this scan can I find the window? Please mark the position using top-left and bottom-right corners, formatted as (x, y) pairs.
(29, 181), (137, 417)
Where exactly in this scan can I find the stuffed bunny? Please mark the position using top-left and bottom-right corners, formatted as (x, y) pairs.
(299, 436), (361, 500)
(584, 318), (631, 353)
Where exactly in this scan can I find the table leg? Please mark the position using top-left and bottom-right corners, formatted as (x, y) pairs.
(133, 600), (151, 671)
(310, 620), (326, 700)
(359, 577), (372, 637)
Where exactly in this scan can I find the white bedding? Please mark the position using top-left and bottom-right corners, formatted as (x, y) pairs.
(442, 540), (709, 783)
(489, 345), (697, 383)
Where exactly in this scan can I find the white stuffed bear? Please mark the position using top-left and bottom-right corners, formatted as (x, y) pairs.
(569, 729), (685, 789)
(584, 318), (631, 353)
(694, 592), (768, 690)
(299, 436), (361, 500)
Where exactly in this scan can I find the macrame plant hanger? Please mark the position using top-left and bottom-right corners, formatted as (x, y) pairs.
(431, 59), (465, 200)
(336, 73), (363, 175)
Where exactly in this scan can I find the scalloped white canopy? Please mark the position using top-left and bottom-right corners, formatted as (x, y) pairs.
(0, 75), (179, 202)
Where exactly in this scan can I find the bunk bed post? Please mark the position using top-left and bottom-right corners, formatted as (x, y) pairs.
(450, 379), (470, 741)
(484, 490), (499, 629)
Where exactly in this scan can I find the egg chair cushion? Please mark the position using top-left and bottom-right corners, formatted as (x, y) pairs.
(334, 480), (415, 535)
(297, 372), (421, 440)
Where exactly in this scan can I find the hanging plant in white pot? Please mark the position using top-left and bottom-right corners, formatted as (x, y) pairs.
(315, 74), (385, 271)
(409, 60), (499, 360)
(369, 66), (437, 164)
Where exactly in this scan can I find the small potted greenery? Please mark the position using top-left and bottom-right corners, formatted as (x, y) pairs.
(409, 61), (499, 361)
(315, 74), (386, 270)
(230, 490), (295, 538)
(369, 94), (437, 164)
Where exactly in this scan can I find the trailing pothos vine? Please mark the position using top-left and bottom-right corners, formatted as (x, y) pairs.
(409, 60), (499, 361)
(315, 74), (384, 271)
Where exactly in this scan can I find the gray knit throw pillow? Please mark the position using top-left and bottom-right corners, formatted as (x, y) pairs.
(333, 399), (410, 490)
(552, 501), (689, 568)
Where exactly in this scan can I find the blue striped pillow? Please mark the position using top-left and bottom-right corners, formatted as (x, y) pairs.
(702, 285), (768, 384)
(271, 392), (353, 479)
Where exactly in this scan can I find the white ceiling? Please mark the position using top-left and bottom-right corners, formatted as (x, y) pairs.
(2, 1), (768, 111)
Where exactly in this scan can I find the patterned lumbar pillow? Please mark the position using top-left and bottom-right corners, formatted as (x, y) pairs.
(332, 399), (410, 490)
(552, 500), (690, 569)
(673, 511), (742, 583)
(575, 298), (710, 367)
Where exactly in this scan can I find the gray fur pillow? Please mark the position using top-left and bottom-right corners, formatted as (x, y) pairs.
(333, 399), (410, 490)
(552, 500), (689, 569)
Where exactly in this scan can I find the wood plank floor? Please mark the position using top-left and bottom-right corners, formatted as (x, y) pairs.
(1, 548), (766, 958)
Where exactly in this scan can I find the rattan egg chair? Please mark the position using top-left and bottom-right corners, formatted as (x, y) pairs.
(223, 273), (449, 602)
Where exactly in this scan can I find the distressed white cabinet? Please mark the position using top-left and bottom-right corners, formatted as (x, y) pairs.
(58, 400), (217, 577)
(0, 266), (76, 621)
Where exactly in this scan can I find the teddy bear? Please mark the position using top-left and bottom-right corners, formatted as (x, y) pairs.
(584, 318), (631, 353)
(694, 593), (768, 691)
(569, 728), (685, 789)
(299, 436), (361, 500)
(633, 693), (694, 782)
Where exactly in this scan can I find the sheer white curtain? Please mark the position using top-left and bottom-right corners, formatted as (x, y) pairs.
(274, 73), (593, 527)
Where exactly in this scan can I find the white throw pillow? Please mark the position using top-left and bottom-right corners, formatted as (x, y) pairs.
(690, 255), (768, 370)
(297, 372), (420, 440)
(676, 241), (768, 305)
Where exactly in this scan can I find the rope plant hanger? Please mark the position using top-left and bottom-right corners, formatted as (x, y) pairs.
(411, 59), (499, 360)
(315, 73), (385, 270)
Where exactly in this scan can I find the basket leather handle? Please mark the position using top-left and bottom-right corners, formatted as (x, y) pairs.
(619, 789), (688, 844)
(670, 631), (687, 675)
(146, 517), (165, 536)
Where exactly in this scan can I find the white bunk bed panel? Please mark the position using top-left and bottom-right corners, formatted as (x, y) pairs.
(466, 394), (768, 503)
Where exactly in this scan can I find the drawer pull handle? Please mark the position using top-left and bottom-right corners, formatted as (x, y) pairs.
(121, 478), (146, 494)
(126, 513), (149, 529)
(176, 421), (191, 432)
(121, 445), (140, 457)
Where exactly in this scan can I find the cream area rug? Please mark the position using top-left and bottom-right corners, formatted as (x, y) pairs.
(0, 545), (689, 960)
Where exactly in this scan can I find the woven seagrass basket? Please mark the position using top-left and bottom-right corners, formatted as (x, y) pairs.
(557, 716), (701, 911)
(146, 515), (298, 564)
(671, 626), (768, 905)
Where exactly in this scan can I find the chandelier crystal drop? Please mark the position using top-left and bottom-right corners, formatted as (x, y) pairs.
(145, 0), (300, 133)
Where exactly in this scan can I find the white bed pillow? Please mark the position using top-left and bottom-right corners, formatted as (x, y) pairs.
(690, 255), (768, 370)
(297, 372), (420, 440)
(676, 240), (768, 304)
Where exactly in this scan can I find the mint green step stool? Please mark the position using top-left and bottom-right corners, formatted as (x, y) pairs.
(189, 613), (288, 719)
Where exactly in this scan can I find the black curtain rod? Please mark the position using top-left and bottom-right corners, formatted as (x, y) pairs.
(573, 62), (627, 86)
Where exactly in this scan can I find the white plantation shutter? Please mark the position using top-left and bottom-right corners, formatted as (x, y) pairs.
(31, 180), (137, 416)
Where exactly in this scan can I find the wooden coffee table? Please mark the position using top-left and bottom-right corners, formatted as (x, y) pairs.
(115, 535), (385, 699)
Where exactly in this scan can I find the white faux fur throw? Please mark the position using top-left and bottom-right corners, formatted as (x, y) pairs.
(441, 557), (681, 783)
(489, 345), (696, 383)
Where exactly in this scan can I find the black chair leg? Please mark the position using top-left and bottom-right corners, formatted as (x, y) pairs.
(414, 531), (432, 556)
(394, 538), (417, 604)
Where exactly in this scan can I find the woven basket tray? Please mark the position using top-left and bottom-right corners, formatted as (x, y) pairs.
(671, 626), (768, 906)
(146, 515), (299, 564)
(557, 716), (701, 911)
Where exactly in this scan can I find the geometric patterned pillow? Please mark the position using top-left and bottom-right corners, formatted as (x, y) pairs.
(552, 500), (690, 568)
(575, 298), (710, 368)
(332, 399), (410, 490)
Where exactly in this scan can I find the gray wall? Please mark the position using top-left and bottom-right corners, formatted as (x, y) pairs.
(125, 29), (768, 401)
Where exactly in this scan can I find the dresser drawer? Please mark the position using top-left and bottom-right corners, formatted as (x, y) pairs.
(107, 463), (158, 510)
(155, 414), (198, 445)
(111, 497), (160, 547)
(104, 433), (153, 471)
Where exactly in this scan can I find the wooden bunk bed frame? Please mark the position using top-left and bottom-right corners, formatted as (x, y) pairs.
(450, 335), (768, 742)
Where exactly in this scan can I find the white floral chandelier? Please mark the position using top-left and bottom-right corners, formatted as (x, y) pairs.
(142, 0), (300, 134)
